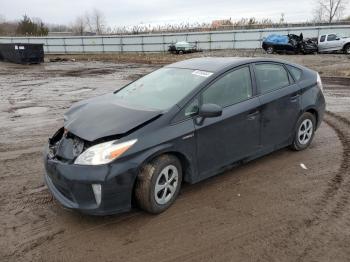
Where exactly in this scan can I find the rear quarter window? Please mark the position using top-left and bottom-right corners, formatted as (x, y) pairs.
(320, 35), (326, 42)
(286, 65), (303, 81)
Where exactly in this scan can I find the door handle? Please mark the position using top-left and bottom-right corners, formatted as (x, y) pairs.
(247, 110), (260, 120)
(290, 94), (300, 101)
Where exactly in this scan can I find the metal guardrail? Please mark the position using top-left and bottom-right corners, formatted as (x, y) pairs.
(0, 25), (349, 54)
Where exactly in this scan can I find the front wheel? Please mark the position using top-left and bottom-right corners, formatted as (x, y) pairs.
(344, 44), (350, 55)
(135, 155), (182, 214)
(290, 112), (316, 151)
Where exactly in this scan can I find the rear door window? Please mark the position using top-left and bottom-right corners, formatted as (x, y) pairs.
(255, 63), (290, 94)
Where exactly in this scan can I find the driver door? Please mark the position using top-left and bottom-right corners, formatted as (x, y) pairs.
(326, 34), (342, 51)
(194, 66), (261, 180)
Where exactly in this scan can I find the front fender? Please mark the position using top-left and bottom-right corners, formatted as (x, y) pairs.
(132, 141), (197, 184)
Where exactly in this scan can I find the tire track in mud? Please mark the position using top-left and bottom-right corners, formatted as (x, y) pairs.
(2, 186), (60, 261)
(8, 189), (53, 210)
(22, 187), (54, 208)
(9, 212), (143, 261)
(316, 111), (350, 219)
(271, 111), (350, 261)
(4, 228), (66, 261)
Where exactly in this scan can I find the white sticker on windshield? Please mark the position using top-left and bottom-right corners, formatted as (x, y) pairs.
(192, 70), (213, 78)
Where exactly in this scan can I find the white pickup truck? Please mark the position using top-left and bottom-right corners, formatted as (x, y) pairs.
(318, 34), (350, 54)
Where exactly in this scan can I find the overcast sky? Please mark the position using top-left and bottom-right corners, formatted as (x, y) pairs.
(1, 0), (347, 27)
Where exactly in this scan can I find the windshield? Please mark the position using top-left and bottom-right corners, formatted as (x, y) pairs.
(114, 68), (212, 110)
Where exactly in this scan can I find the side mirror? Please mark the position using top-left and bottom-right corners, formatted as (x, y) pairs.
(336, 38), (340, 40)
(198, 103), (222, 118)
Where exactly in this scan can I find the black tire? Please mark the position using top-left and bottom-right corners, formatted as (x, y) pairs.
(344, 44), (350, 55)
(178, 50), (184, 55)
(266, 46), (274, 54)
(290, 112), (316, 151)
(135, 154), (182, 214)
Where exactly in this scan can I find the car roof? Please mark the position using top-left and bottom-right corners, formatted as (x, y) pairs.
(166, 57), (294, 72)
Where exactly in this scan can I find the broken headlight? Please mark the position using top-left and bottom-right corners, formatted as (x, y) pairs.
(74, 139), (137, 165)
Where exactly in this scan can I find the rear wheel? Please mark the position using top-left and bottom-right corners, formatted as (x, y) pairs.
(291, 112), (316, 151)
(266, 46), (274, 54)
(135, 155), (182, 214)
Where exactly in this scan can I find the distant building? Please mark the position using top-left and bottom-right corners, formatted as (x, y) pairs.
(211, 19), (233, 29)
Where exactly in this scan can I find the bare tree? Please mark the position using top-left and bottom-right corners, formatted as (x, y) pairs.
(91, 8), (105, 34)
(314, 0), (347, 22)
(0, 15), (4, 35)
(81, 9), (105, 34)
(279, 13), (285, 24)
(72, 16), (86, 35)
(84, 11), (93, 33)
(313, 5), (325, 22)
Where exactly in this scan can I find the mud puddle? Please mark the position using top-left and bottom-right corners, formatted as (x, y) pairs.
(14, 106), (49, 115)
(65, 88), (93, 94)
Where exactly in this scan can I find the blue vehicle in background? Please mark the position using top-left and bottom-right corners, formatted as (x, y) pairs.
(262, 33), (318, 55)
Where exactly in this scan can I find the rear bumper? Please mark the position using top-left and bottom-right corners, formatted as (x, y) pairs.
(43, 145), (137, 216)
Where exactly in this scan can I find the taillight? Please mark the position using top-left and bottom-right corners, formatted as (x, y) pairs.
(316, 73), (323, 91)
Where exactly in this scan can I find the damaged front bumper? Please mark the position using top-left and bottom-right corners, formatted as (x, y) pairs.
(43, 144), (137, 215)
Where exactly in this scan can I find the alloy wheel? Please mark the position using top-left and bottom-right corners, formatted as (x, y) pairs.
(266, 47), (274, 54)
(154, 165), (179, 205)
(298, 119), (313, 145)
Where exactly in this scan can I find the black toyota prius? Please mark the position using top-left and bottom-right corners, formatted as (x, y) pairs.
(44, 57), (325, 215)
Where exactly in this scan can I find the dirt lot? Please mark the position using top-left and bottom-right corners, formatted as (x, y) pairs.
(1, 52), (350, 262)
(47, 49), (350, 77)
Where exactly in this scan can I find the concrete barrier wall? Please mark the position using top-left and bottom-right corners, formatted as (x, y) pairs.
(0, 25), (349, 54)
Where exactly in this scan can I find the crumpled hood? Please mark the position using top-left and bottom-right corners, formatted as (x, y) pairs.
(64, 93), (162, 142)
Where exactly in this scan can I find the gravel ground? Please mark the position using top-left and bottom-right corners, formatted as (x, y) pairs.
(0, 53), (350, 262)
